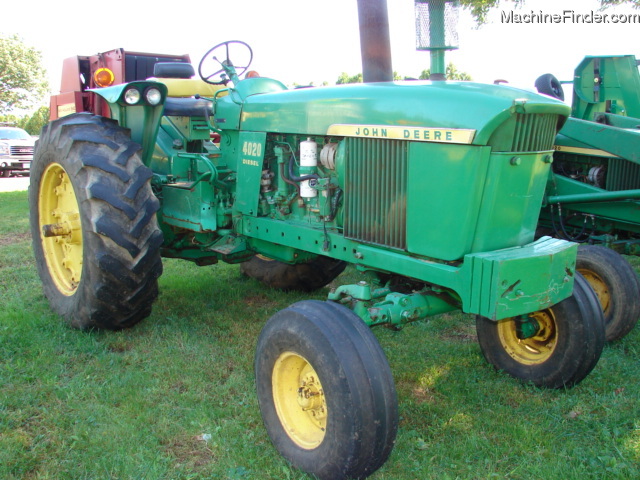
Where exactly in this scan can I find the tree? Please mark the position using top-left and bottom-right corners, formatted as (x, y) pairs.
(23, 106), (50, 135)
(337, 72), (364, 84)
(419, 63), (472, 81)
(0, 34), (49, 114)
(0, 106), (50, 135)
(337, 71), (432, 84)
(461, 0), (639, 23)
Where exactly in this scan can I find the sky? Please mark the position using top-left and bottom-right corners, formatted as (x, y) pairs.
(2, 0), (639, 100)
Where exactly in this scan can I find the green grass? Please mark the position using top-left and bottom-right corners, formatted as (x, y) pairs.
(1, 189), (639, 479)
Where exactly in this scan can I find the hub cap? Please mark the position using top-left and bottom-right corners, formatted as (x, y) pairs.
(272, 352), (327, 449)
(38, 163), (83, 296)
(577, 268), (611, 316)
(497, 310), (557, 365)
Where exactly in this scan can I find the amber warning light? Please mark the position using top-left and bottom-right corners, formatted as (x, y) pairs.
(94, 68), (115, 87)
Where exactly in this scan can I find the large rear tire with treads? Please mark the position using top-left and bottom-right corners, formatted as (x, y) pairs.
(29, 113), (163, 330)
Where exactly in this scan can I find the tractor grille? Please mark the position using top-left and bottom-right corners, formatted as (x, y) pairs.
(511, 113), (558, 152)
(10, 145), (33, 156)
(607, 157), (640, 191)
(343, 138), (408, 250)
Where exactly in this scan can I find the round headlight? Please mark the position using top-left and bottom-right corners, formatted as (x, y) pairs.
(145, 88), (162, 106)
(124, 88), (141, 105)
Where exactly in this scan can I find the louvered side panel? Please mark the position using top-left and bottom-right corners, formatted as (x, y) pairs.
(607, 158), (640, 191)
(344, 138), (407, 250)
(512, 114), (557, 152)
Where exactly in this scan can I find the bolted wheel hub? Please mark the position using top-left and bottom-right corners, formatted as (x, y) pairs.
(498, 310), (558, 365)
(272, 352), (327, 449)
(578, 269), (611, 314)
(38, 163), (84, 296)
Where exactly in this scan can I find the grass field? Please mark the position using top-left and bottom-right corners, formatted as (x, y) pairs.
(1, 189), (639, 479)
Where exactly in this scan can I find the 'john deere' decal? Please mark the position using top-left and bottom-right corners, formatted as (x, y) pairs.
(327, 124), (475, 144)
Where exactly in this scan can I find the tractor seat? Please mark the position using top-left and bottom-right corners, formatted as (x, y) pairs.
(164, 97), (213, 117)
(150, 62), (227, 98)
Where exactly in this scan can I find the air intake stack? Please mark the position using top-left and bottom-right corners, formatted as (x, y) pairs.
(415, 0), (460, 80)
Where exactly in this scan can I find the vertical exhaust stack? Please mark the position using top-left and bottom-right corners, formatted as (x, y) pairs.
(415, 0), (460, 80)
(357, 0), (393, 83)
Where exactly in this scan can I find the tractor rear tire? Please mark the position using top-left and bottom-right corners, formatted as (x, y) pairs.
(476, 273), (605, 389)
(576, 244), (640, 342)
(255, 300), (398, 480)
(240, 255), (346, 292)
(29, 113), (163, 330)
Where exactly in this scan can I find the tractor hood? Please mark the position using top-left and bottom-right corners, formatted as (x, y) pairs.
(237, 81), (570, 146)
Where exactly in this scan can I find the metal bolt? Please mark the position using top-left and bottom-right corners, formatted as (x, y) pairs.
(42, 223), (71, 237)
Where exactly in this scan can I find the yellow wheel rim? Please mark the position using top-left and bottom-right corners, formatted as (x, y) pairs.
(38, 163), (83, 296)
(272, 352), (327, 449)
(578, 268), (611, 315)
(497, 311), (557, 365)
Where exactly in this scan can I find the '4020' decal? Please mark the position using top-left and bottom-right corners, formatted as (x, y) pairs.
(242, 141), (262, 157)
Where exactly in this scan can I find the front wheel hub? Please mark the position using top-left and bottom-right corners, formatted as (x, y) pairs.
(498, 310), (558, 365)
(272, 352), (327, 449)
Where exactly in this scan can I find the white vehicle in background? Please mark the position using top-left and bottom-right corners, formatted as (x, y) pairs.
(0, 125), (35, 177)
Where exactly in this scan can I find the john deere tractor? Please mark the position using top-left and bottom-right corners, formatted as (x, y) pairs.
(30, 39), (607, 479)
(534, 55), (640, 344)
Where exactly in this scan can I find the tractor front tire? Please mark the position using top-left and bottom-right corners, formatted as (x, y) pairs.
(29, 113), (163, 330)
(240, 255), (346, 292)
(255, 300), (398, 480)
(534, 73), (565, 101)
(476, 273), (605, 388)
(576, 244), (640, 342)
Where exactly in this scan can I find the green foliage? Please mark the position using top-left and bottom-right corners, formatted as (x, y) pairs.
(461, 0), (639, 23)
(419, 62), (473, 81)
(0, 106), (50, 135)
(337, 72), (364, 84)
(22, 106), (50, 135)
(337, 67), (470, 84)
(0, 34), (49, 114)
(600, 0), (640, 7)
(460, 0), (514, 24)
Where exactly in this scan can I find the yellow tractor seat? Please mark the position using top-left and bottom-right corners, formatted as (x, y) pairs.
(150, 62), (227, 98)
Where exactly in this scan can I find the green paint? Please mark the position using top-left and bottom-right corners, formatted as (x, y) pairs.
(94, 58), (579, 324)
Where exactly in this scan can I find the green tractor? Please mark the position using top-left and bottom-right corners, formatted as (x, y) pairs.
(534, 55), (640, 343)
(30, 39), (607, 478)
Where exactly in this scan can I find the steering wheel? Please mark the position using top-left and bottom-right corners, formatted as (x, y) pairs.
(198, 40), (253, 85)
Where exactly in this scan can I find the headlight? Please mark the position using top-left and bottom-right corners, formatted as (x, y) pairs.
(124, 88), (141, 105)
(0, 143), (9, 155)
(145, 88), (162, 106)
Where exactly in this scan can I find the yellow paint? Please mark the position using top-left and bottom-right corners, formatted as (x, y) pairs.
(148, 77), (228, 98)
(497, 310), (557, 365)
(38, 163), (83, 296)
(327, 124), (475, 144)
(553, 144), (619, 158)
(272, 351), (327, 450)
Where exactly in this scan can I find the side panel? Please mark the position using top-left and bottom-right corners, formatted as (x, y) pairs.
(406, 143), (490, 260)
(235, 131), (267, 216)
(470, 152), (551, 254)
